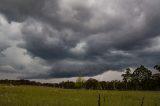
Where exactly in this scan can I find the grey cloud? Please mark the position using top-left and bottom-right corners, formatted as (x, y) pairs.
(0, 41), (10, 57)
(0, 0), (160, 79)
(0, 65), (16, 73)
(0, 0), (92, 32)
(19, 20), (78, 61)
(0, 0), (46, 22)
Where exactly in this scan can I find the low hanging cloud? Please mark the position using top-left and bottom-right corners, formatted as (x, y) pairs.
(0, 0), (160, 79)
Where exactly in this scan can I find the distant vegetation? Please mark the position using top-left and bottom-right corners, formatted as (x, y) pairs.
(0, 65), (160, 90)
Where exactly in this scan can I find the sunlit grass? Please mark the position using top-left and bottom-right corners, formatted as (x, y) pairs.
(0, 85), (160, 106)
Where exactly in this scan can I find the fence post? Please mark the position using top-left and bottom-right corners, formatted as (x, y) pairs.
(141, 96), (145, 106)
(103, 96), (105, 106)
(98, 94), (101, 106)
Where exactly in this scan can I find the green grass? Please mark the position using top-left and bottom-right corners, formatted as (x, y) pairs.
(0, 85), (160, 106)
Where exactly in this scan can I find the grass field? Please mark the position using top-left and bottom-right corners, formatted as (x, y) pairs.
(0, 85), (160, 106)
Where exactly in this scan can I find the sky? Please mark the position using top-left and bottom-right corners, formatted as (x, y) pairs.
(0, 0), (160, 82)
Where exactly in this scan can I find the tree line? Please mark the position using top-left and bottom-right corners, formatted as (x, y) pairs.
(0, 65), (160, 90)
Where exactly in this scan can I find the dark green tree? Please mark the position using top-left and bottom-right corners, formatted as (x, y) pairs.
(121, 68), (132, 89)
(132, 65), (152, 90)
(154, 65), (160, 72)
(85, 78), (100, 89)
(152, 65), (160, 90)
(99, 81), (107, 90)
(75, 77), (85, 89)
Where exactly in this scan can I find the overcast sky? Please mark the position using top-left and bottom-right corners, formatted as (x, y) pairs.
(0, 0), (160, 82)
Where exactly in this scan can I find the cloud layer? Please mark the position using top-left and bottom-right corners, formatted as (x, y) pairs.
(0, 0), (160, 79)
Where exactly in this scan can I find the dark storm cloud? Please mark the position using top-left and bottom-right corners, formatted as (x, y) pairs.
(0, 0), (45, 22)
(0, 0), (160, 78)
(27, 62), (108, 79)
(0, 0), (93, 32)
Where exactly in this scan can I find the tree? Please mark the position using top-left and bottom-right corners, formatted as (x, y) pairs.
(99, 81), (107, 90)
(152, 65), (160, 90)
(154, 65), (160, 72)
(132, 65), (152, 90)
(121, 68), (132, 89)
(85, 78), (100, 89)
(75, 77), (85, 89)
(152, 64), (160, 80)
(59, 81), (75, 89)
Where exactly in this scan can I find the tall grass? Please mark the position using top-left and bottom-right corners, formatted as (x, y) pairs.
(0, 85), (160, 106)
